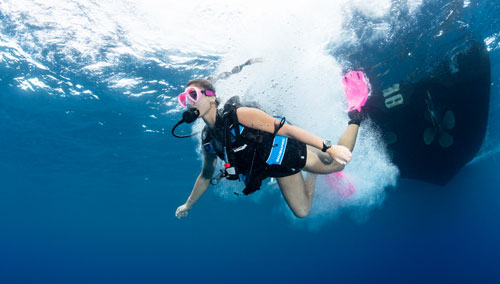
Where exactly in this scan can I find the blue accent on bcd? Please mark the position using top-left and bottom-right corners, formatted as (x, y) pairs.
(230, 125), (245, 136)
(266, 135), (288, 165)
(203, 143), (216, 154)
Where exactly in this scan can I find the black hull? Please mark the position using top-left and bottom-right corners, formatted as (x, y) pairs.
(365, 42), (491, 185)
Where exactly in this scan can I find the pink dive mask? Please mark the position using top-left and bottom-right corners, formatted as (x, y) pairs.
(177, 87), (216, 107)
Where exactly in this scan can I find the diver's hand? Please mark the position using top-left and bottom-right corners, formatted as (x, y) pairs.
(175, 204), (191, 219)
(327, 145), (352, 165)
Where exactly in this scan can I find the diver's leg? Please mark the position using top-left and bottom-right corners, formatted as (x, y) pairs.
(277, 172), (315, 218)
(303, 147), (340, 174)
(338, 124), (359, 152)
(304, 124), (360, 174)
(304, 172), (318, 201)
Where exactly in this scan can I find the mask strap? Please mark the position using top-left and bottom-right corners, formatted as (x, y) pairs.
(204, 89), (216, 97)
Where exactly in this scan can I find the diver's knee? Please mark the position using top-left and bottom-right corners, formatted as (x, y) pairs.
(292, 206), (311, 218)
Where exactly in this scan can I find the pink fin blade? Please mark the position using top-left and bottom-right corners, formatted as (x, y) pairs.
(325, 171), (356, 197)
(342, 71), (369, 112)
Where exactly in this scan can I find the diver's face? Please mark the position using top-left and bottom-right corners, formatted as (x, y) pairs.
(186, 84), (215, 117)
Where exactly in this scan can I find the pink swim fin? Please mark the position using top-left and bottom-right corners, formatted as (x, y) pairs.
(342, 71), (370, 112)
(325, 171), (356, 197)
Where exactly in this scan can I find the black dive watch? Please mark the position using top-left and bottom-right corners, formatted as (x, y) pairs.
(322, 140), (332, 152)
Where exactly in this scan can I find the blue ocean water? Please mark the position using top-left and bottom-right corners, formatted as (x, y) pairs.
(1, 1), (499, 283)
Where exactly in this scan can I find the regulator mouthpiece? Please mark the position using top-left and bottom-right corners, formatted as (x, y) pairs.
(182, 108), (200, 123)
(171, 108), (201, 138)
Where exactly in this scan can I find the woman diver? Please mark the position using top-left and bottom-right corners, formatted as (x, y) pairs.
(173, 61), (368, 218)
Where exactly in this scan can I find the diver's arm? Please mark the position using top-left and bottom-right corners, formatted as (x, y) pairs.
(175, 152), (217, 219)
(236, 107), (351, 165)
(186, 152), (217, 208)
(236, 107), (324, 148)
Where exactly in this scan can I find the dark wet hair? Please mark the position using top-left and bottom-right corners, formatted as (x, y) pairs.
(186, 78), (219, 106)
(186, 78), (215, 92)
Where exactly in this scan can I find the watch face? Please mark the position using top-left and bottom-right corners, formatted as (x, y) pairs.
(324, 140), (332, 147)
